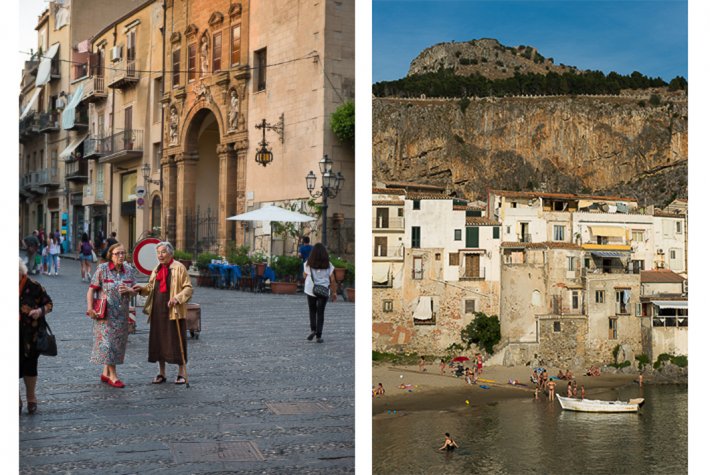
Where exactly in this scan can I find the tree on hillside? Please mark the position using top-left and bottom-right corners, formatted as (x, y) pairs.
(460, 312), (501, 354)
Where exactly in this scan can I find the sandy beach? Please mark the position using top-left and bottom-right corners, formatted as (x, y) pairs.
(372, 362), (638, 416)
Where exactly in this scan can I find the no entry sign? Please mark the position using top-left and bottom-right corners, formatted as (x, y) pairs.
(133, 237), (161, 275)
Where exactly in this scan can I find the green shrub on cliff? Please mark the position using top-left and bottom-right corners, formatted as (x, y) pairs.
(460, 312), (501, 354)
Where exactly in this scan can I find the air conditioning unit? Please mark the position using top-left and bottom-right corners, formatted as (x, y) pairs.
(111, 45), (122, 62)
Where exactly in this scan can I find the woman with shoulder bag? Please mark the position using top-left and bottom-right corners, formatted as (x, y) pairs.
(303, 243), (337, 343)
(79, 233), (94, 282)
(19, 258), (53, 414)
(85, 243), (137, 388)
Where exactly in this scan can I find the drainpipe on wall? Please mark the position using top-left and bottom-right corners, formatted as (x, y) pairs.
(108, 24), (117, 239)
(160, 0), (166, 192)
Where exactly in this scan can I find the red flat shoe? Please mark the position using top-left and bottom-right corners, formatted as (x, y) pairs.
(108, 379), (125, 388)
(101, 374), (109, 383)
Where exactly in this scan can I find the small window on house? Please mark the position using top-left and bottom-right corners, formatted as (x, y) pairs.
(553, 321), (561, 332)
(584, 257), (591, 269)
(567, 256), (575, 272)
(554, 225), (565, 241)
(187, 43), (197, 81)
(383, 300), (393, 313)
(615, 290), (630, 314)
(511, 202), (517, 208)
(413, 200), (421, 210)
(411, 226), (421, 248)
(571, 290), (579, 309)
(464, 299), (476, 314)
(435, 253), (441, 261)
(493, 227), (500, 239)
(676, 221), (682, 233)
(595, 290), (605, 303)
(212, 32), (222, 72)
(412, 256), (423, 280)
(454, 229), (462, 241)
(609, 318), (618, 339)
(632, 230), (644, 242)
(172, 48), (181, 87)
(449, 253), (459, 266)
(670, 250), (676, 259)
(398, 208), (404, 217)
(254, 47), (267, 91)
(126, 30), (136, 62)
(506, 225), (511, 235)
(374, 236), (387, 257)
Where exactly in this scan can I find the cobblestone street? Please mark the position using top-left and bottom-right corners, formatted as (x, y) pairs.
(20, 257), (355, 474)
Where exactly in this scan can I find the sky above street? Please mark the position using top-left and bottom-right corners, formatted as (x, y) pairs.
(18, 0), (49, 74)
(373, 0), (688, 83)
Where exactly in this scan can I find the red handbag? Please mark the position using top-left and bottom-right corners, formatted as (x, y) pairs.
(91, 292), (107, 319)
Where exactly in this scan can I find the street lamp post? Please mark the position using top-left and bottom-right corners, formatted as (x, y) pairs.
(305, 154), (345, 249)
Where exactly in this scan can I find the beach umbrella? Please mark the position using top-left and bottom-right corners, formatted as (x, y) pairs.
(452, 356), (470, 363)
(227, 205), (315, 255)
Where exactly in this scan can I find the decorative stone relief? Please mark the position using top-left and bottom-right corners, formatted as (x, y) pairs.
(208, 11), (224, 27)
(200, 34), (209, 77)
(194, 80), (211, 103)
(228, 3), (242, 18)
(228, 88), (239, 131)
(169, 105), (179, 145)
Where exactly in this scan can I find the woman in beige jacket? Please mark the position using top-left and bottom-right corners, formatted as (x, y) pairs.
(132, 241), (193, 384)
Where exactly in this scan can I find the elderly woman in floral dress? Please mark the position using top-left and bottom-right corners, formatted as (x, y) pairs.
(86, 243), (137, 388)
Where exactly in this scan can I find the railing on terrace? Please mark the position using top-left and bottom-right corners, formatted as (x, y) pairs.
(583, 266), (633, 276)
(103, 129), (143, 155)
(37, 168), (60, 186)
(519, 233), (532, 243)
(373, 216), (405, 229)
(373, 245), (404, 259)
(38, 111), (60, 131)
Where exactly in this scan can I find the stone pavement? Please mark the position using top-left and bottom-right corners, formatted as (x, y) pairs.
(20, 257), (355, 474)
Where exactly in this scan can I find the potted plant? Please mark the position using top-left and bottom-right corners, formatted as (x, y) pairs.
(344, 260), (355, 302)
(173, 249), (193, 269)
(196, 252), (220, 286)
(270, 255), (302, 294)
(251, 250), (268, 276)
(330, 256), (348, 284)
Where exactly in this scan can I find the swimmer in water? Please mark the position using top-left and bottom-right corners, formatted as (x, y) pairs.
(439, 432), (459, 451)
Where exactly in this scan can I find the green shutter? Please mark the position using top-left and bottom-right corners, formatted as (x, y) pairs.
(493, 226), (500, 239)
(466, 227), (479, 248)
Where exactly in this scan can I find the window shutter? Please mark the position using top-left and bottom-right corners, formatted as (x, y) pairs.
(466, 227), (479, 248)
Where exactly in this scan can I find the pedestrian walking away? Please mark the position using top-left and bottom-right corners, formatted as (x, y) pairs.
(134, 241), (193, 385)
(102, 232), (118, 261)
(49, 236), (61, 275)
(303, 242), (337, 344)
(78, 233), (94, 282)
(19, 258), (54, 414)
(86, 243), (137, 388)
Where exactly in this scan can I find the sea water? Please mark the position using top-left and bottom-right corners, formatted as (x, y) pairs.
(373, 384), (687, 474)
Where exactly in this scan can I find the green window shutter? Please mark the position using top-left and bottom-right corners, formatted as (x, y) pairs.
(412, 226), (421, 248)
(493, 226), (500, 239)
(466, 227), (479, 248)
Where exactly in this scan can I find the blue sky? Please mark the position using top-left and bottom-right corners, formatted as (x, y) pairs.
(373, 0), (688, 83)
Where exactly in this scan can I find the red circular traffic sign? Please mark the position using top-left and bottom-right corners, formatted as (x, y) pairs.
(133, 237), (162, 275)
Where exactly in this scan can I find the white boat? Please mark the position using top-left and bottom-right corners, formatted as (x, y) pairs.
(556, 394), (644, 413)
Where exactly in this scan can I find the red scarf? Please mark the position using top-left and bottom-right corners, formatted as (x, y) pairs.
(156, 259), (173, 293)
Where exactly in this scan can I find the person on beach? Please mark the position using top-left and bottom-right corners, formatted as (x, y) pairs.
(439, 433), (459, 451)
(476, 354), (483, 374)
(637, 373), (644, 386)
(440, 360), (446, 375)
(572, 380), (578, 396)
(567, 381), (573, 397)
(303, 243), (337, 343)
(373, 383), (385, 396)
(580, 385), (586, 399)
(19, 258), (53, 414)
(547, 379), (556, 401)
(566, 369), (574, 380)
(558, 369), (566, 380)
(419, 356), (427, 372)
(465, 368), (473, 385)
(86, 243), (138, 388)
(133, 241), (193, 384)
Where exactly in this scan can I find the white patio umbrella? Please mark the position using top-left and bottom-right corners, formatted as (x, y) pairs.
(227, 205), (315, 223)
(227, 205), (315, 255)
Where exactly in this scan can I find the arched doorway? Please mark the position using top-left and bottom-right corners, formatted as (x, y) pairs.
(182, 109), (221, 254)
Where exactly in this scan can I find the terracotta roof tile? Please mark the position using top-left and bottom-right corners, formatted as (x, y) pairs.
(466, 217), (500, 226)
(501, 241), (583, 250)
(372, 187), (406, 195)
(653, 211), (685, 218)
(640, 270), (686, 283)
(406, 192), (456, 200)
(488, 189), (637, 203)
(383, 181), (445, 191)
(372, 200), (404, 205)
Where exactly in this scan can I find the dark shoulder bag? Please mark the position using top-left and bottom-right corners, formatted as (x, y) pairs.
(310, 270), (330, 298)
(36, 320), (58, 357)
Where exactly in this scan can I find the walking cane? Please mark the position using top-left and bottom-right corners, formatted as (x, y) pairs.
(172, 303), (190, 388)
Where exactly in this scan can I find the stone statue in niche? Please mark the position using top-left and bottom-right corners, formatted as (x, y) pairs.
(169, 106), (179, 145)
(200, 35), (209, 77)
(228, 89), (239, 130)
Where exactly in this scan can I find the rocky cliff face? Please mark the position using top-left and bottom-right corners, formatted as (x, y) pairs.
(408, 38), (579, 80)
(373, 94), (687, 206)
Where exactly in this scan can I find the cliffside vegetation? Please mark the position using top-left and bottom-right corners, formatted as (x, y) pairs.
(373, 68), (687, 98)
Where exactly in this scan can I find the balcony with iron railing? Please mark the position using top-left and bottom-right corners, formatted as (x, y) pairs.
(84, 136), (108, 159)
(81, 75), (107, 103)
(38, 111), (60, 133)
(373, 216), (405, 230)
(37, 167), (60, 188)
(65, 105), (89, 131)
(551, 294), (586, 316)
(373, 245), (405, 261)
(107, 60), (139, 89)
(99, 129), (144, 164)
(460, 266), (486, 281)
(518, 233), (532, 243)
(19, 113), (40, 140)
(65, 158), (88, 183)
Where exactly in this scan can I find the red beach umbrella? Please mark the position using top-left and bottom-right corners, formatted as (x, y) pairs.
(452, 356), (470, 363)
